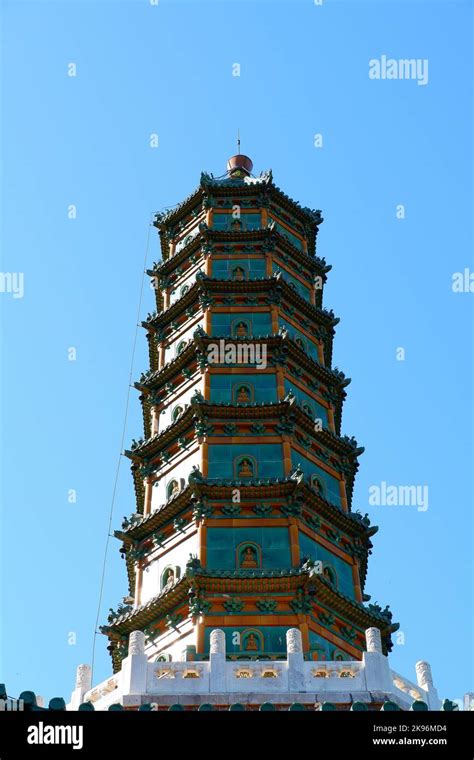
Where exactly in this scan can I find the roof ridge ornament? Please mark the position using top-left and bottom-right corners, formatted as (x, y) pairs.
(226, 153), (253, 178)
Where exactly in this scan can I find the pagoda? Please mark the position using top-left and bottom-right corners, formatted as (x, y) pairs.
(104, 152), (395, 665)
(67, 155), (442, 710)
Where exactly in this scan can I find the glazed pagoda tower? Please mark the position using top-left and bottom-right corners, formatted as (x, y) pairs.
(103, 154), (398, 672)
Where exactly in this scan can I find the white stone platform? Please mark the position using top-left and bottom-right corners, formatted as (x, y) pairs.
(68, 627), (441, 711)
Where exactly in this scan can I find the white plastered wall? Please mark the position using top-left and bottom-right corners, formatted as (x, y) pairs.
(174, 223), (201, 255)
(145, 619), (196, 663)
(151, 447), (200, 511)
(163, 318), (203, 364)
(140, 527), (198, 605)
(169, 266), (204, 306)
(158, 377), (203, 432)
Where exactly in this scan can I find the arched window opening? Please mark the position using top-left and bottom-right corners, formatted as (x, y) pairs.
(323, 564), (337, 588)
(311, 476), (325, 498)
(236, 542), (261, 569)
(235, 456), (256, 479)
(233, 384), (253, 404)
(172, 406), (184, 421)
(167, 479), (180, 499)
(241, 629), (264, 652)
(161, 565), (180, 591)
(155, 654), (172, 663)
(232, 320), (251, 339)
(232, 266), (246, 281)
(295, 337), (306, 352)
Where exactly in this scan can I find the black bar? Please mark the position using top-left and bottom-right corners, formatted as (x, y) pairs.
(0, 711), (473, 758)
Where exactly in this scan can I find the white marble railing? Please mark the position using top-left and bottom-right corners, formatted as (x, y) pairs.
(306, 661), (365, 692)
(82, 675), (120, 708)
(391, 670), (425, 702)
(147, 662), (210, 693)
(225, 661), (288, 693)
(68, 628), (441, 710)
(145, 658), (368, 695)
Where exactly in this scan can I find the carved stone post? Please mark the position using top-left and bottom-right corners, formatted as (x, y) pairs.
(366, 627), (383, 654)
(286, 628), (305, 692)
(415, 661), (433, 689)
(129, 630), (146, 655)
(76, 664), (92, 691)
(121, 630), (148, 704)
(68, 664), (92, 710)
(209, 628), (226, 693)
(416, 661), (440, 710)
(362, 628), (393, 694)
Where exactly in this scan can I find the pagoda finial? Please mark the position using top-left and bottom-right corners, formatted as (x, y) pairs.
(226, 151), (253, 178)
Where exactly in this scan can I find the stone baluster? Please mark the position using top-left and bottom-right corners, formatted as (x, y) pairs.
(366, 627), (383, 654)
(415, 661), (433, 689)
(121, 631), (148, 708)
(362, 628), (393, 694)
(415, 661), (440, 710)
(209, 628), (226, 693)
(68, 664), (92, 710)
(286, 628), (305, 692)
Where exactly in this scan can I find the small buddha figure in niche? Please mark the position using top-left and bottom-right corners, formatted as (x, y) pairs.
(245, 634), (259, 651)
(163, 569), (175, 589)
(235, 321), (248, 338)
(241, 546), (258, 568)
(238, 458), (253, 478)
(323, 567), (335, 585)
(313, 479), (323, 496)
(233, 267), (245, 281)
(237, 385), (250, 403)
(169, 480), (180, 497)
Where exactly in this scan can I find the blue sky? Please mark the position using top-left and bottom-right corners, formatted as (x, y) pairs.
(1, 0), (472, 704)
